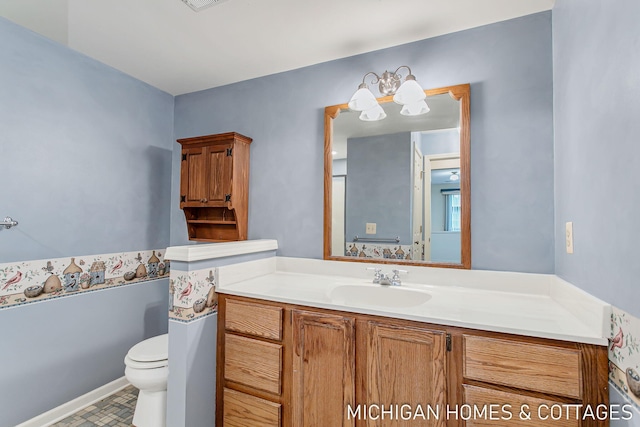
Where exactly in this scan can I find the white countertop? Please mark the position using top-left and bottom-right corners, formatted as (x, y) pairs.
(216, 257), (609, 346)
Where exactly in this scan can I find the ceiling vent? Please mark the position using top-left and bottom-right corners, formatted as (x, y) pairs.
(181, 0), (230, 12)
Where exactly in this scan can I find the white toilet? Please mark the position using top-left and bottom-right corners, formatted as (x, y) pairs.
(124, 334), (169, 427)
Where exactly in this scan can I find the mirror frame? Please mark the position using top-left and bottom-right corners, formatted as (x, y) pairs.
(323, 83), (471, 269)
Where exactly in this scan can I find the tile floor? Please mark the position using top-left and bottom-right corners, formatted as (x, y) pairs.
(52, 385), (137, 426)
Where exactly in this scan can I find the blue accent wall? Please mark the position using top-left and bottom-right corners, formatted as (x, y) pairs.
(553, 0), (640, 319)
(0, 17), (173, 426)
(172, 12), (555, 273)
(346, 132), (412, 245)
(0, 16), (174, 264)
(1, 280), (169, 427)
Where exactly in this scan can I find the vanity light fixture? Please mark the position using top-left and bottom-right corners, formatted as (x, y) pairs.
(348, 66), (428, 121)
(449, 171), (460, 182)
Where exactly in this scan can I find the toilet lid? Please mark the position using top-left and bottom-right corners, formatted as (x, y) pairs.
(127, 334), (168, 363)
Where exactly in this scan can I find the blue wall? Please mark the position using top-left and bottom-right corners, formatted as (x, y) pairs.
(346, 132), (412, 245)
(1, 280), (169, 427)
(172, 12), (555, 273)
(553, 0), (640, 319)
(0, 17), (174, 264)
(0, 17), (173, 425)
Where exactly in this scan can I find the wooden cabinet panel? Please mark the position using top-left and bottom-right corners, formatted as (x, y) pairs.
(223, 388), (281, 427)
(224, 334), (282, 395)
(207, 144), (232, 204)
(363, 321), (447, 427)
(463, 385), (579, 427)
(463, 335), (582, 398)
(225, 298), (283, 340)
(182, 147), (207, 204)
(292, 309), (356, 427)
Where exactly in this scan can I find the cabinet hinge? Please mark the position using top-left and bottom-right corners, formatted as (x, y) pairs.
(446, 333), (452, 352)
(225, 194), (231, 202)
(182, 153), (187, 161)
(180, 195), (186, 203)
(226, 148), (233, 156)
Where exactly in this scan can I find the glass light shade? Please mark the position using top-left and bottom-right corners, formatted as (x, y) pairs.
(359, 104), (387, 121)
(400, 100), (430, 116)
(393, 79), (426, 105)
(450, 172), (459, 181)
(348, 87), (378, 111)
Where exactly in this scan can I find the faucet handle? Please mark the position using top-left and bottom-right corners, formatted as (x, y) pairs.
(367, 267), (383, 283)
(390, 269), (407, 286)
(391, 269), (408, 280)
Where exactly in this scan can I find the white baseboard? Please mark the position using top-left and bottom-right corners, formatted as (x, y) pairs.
(16, 377), (130, 427)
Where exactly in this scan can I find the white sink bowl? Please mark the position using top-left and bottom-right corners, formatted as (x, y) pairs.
(329, 284), (432, 308)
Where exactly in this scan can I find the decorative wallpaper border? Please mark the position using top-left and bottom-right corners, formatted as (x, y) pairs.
(169, 267), (218, 322)
(609, 306), (640, 411)
(0, 250), (169, 310)
(345, 242), (414, 260)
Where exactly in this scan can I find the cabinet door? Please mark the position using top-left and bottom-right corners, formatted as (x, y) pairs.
(363, 321), (447, 427)
(181, 146), (208, 205)
(206, 143), (233, 205)
(292, 310), (356, 427)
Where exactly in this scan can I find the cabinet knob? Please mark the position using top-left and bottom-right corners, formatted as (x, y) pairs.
(203, 198), (208, 203)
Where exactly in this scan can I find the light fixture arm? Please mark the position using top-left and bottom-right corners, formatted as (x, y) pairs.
(359, 71), (382, 88)
(392, 65), (412, 79)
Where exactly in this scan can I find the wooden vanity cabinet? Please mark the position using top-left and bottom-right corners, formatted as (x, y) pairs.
(177, 132), (252, 242)
(216, 294), (609, 427)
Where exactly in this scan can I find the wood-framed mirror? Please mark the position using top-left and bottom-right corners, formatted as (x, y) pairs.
(323, 83), (470, 268)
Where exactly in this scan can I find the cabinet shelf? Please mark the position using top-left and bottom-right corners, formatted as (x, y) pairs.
(187, 220), (237, 225)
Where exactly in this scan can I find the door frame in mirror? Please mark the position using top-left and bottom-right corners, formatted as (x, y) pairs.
(323, 83), (471, 269)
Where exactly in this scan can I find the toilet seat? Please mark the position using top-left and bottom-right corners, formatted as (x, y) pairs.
(125, 355), (168, 370)
(125, 334), (168, 369)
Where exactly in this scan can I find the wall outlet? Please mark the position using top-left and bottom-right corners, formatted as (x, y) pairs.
(365, 223), (376, 234)
(565, 222), (574, 254)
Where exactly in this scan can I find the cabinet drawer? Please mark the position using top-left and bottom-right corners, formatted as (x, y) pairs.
(225, 298), (283, 340)
(463, 335), (582, 398)
(225, 334), (282, 394)
(463, 385), (579, 427)
(223, 388), (281, 427)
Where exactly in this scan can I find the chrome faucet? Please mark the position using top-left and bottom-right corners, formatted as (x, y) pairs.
(367, 268), (407, 286)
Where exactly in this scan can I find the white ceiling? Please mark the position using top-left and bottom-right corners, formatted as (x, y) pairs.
(0, 0), (554, 95)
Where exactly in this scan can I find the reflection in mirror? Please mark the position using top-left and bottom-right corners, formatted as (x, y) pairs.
(324, 84), (470, 268)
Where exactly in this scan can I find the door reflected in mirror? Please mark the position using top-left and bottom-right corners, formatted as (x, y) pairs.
(324, 84), (470, 268)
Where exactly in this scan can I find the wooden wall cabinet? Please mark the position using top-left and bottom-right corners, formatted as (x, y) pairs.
(177, 132), (252, 242)
(216, 294), (608, 427)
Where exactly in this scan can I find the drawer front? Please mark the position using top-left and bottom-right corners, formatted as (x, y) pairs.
(463, 385), (579, 427)
(463, 335), (582, 398)
(223, 388), (281, 427)
(225, 298), (283, 340)
(225, 334), (282, 394)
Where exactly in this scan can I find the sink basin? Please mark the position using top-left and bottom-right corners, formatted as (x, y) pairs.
(329, 284), (431, 308)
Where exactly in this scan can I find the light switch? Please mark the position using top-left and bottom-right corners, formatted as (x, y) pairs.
(365, 223), (376, 234)
(566, 222), (574, 254)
